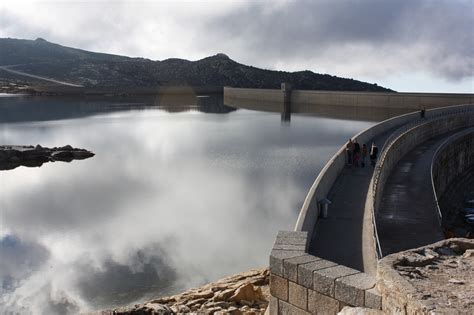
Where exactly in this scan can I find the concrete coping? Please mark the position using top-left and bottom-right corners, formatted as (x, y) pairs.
(269, 231), (381, 310)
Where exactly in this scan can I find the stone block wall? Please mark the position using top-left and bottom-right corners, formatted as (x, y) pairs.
(269, 231), (382, 314)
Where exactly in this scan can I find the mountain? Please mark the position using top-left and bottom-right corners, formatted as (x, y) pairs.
(0, 38), (392, 92)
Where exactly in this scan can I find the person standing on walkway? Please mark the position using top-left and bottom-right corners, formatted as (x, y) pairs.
(370, 142), (378, 166)
(361, 143), (368, 167)
(353, 139), (361, 167)
(346, 139), (354, 166)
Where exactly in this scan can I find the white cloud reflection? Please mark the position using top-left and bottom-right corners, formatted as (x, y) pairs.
(0, 104), (373, 313)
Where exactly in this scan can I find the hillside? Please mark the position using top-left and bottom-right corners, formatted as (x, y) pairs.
(0, 38), (392, 92)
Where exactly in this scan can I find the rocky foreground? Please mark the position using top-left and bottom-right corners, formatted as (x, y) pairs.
(99, 268), (270, 315)
(378, 238), (474, 314)
(0, 145), (94, 170)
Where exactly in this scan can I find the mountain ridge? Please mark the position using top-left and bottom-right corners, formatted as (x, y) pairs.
(0, 38), (393, 92)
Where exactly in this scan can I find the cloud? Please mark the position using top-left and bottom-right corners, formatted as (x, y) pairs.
(202, 0), (473, 81)
(1, 0), (472, 88)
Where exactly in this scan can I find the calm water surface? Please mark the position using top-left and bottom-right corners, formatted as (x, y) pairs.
(0, 95), (374, 313)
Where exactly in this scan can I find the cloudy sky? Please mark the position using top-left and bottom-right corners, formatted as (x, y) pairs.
(1, 0), (473, 92)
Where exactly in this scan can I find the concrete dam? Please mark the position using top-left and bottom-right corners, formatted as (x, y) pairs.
(224, 86), (474, 314)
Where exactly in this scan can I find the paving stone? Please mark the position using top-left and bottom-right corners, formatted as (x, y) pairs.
(275, 236), (308, 246)
(365, 287), (382, 310)
(270, 273), (288, 301)
(278, 300), (311, 315)
(277, 231), (308, 239)
(270, 249), (305, 276)
(313, 265), (360, 297)
(283, 255), (321, 282)
(297, 259), (337, 289)
(289, 281), (308, 310)
(335, 272), (375, 307)
(308, 289), (340, 315)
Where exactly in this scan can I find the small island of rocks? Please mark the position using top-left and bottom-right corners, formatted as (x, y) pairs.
(0, 144), (94, 170)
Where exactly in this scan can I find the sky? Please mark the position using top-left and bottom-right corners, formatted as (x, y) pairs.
(0, 0), (473, 92)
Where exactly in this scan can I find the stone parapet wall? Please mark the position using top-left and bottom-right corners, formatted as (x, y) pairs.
(269, 231), (382, 314)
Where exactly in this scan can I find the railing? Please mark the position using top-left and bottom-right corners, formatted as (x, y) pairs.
(370, 104), (474, 258)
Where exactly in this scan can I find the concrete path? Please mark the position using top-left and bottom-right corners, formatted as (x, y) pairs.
(376, 132), (461, 256)
(308, 130), (393, 275)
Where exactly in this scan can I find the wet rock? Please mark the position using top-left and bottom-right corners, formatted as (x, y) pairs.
(0, 145), (94, 170)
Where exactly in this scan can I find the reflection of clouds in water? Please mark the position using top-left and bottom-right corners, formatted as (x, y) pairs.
(0, 108), (373, 313)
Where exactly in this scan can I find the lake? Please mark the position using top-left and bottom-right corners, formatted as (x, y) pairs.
(0, 94), (374, 313)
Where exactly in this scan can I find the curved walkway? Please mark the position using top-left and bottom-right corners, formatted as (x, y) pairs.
(376, 130), (463, 256)
(308, 129), (394, 275)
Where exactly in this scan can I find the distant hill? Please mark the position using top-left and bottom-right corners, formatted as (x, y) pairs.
(0, 38), (392, 92)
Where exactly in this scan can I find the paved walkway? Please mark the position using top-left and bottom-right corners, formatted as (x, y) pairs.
(308, 130), (394, 276)
(376, 132), (461, 256)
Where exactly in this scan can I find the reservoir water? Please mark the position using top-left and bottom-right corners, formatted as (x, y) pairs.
(0, 95), (374, 313)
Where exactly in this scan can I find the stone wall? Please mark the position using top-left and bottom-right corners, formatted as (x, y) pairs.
(269, 231), (382, 314)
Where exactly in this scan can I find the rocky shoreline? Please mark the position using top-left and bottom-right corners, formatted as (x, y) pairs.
(98, 268), (270, 315)
(0, 145), (94, 170)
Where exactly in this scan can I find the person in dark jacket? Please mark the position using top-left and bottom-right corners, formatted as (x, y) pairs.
(346, 139), (354, 166)
(370, 142), (378, 166)
(353, 139), (361, 167)
(361, 143), (368, 167)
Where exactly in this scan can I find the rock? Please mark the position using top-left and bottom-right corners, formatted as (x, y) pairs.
(229, 283), (264, 304)
(1, 145), (94, 170)
(104, 268), (269, 315)
(51, 150), (74, 161)
(213, 288), (235, 301)
(462, 249), (474, 258)
(448, 278), (465, 284)
(378, 238), (474, 314)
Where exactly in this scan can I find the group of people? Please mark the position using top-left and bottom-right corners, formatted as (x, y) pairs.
(346, 139), (378, 167)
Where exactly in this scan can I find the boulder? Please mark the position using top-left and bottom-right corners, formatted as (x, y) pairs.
(229, 283), (264, 304)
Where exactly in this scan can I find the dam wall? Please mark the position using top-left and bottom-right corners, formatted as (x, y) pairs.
(269, 105), (474, 314)
(224, 87), (474, 113)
